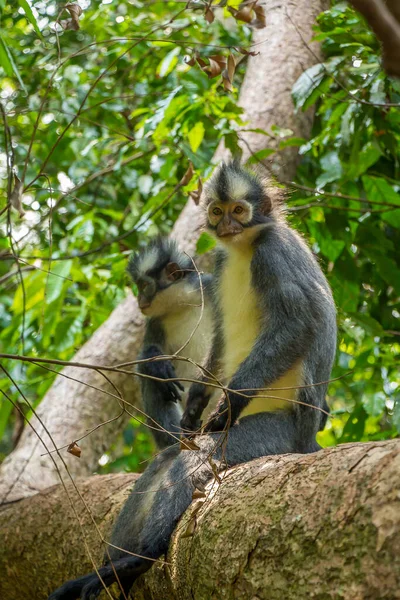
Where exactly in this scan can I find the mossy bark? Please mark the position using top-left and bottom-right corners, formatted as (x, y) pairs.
(1, 440), (399, 600)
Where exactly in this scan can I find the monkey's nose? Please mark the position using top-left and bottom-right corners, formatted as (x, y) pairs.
(138, 299), (151, 309)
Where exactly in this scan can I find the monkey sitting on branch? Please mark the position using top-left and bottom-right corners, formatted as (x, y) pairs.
(127, 237), (214, 449)
(48, 162), (337, 600)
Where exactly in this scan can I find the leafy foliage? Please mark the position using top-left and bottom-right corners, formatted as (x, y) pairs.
(0, 1), (399, 468)
(288, 3), (400, 446)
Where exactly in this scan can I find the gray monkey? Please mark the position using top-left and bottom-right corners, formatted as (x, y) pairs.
(48, 163), (336, 600)
(182, 160), (337, 453)
(127, 238), (214, 449)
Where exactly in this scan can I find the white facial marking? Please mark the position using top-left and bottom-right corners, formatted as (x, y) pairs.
(137, 248), (159, 277)
(227, 175), (252, 201)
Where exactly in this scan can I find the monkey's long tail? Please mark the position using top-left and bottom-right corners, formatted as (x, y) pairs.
(48, 412), (301, 600)
(47, 555), (150, 600)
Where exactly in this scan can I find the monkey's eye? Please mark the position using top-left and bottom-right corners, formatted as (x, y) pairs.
(212, 207), (223, 216)
(233, 206), (244, 215)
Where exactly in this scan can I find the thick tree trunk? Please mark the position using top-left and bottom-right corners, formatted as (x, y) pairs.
(1, 441), (399, 600)
(0, 0), (328, 502)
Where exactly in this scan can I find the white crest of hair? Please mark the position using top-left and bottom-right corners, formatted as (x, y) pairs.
(226, 171), (253, 201)
(136, 246), (160, 277)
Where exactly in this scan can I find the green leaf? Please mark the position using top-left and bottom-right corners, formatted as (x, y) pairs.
(196, 232), (216, 255)
(362, 392), (386, 417)
(0, 397), (13, 441)
(308, 221), (345, 261)
(247, 148), (275, 164)
(188, 121), (205, 153)
(338, 405), (367, 443)
(347, 313), (384, 336)
(279, 137), (307, 149)
(347, 142), (382, 179)
(54, 308), (86, 352)
(156, 47), (180, 78)
(17, 0), (42, 38)
(292, 63), (325, 109)
(371, 255), (400, 295)
(316, 151), (343, 187)
(362, 175), (400, 206)
(0, 34), (26, 91)
(45, 261), (73, 304)
(331, 277), (359, 312)
(369, 77), (386, 105)
(393, 396), (400, 434)
(381, 209), (400, 229)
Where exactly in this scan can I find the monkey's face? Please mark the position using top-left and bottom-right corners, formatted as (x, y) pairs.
(203, 162), (273, 243)
(207, 200), (253, 239)
(135, 262), (185, 316)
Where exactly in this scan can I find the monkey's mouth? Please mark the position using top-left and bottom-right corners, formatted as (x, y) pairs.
(139, 300), (151, 311)
(218, 230), (242, 239)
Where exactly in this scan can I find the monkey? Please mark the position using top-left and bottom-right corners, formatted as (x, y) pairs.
(127, 238), (214, 449)
(48, 162), (336, 600)
(181, 160), (337, 452)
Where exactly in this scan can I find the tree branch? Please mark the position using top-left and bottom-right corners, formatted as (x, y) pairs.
(1, 441), (399, 600)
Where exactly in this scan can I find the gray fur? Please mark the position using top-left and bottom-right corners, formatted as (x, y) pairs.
(183, 162), (337, 452)
(131, 238), (214, 449)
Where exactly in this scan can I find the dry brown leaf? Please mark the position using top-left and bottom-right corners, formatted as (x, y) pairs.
(181, 517), (197, 538)
(204, 7), (214, 23)
(59, 3), (83, 31)
(180, 436), (201, 451)
(236, 46), (260, 56)
(184, 55), (196, 67)
(196, 56), (207, 69)
(179, 162), (194, 187)
(192, 488), (207, 500)
(207, 57), (224, 78)
(227, 53), (236, 81)
(253, 4), (266, 29)
(222, 53), (236, 91)
(209, 55), (227, 69)
(189, 178), (203, 205)
(67, 442), (82, 458)
(209, 457), (221, 483)
(235, 1), (256, 23)
(10, 174), (25, 218)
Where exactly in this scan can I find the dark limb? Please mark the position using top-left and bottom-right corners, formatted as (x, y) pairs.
(139, 344), (184, 448)
(48, 556), (150, 600)
(181, 333), (223, 433)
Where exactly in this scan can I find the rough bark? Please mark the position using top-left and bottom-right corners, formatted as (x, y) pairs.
(1, 440), (399, 600)
(0, 0), (328, 502)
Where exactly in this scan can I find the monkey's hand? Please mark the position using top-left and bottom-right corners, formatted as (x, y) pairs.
(180, 382), (210, 434)
(140, 345), (184, 402)
(204, 388), (246, 432)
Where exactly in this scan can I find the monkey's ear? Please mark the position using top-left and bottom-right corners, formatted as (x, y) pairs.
(165, 262), (184, 281)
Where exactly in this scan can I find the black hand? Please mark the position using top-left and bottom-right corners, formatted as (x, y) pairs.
(141, 348), (184, 402)
(204, 395), (240, 432)
(181, 383), (210, 432)
(162, 361), (184, 402)
(180, 405), (202, 434)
